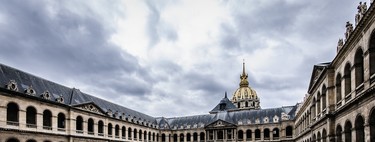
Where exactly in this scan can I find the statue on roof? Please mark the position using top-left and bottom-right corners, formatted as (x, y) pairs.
(337, 38), (344, 52)
(356, 2), (368, 25)
(356, 9), (361, 25)
(345, 21), (353, 40)
(361, 2), (368, 15)
(358, 2), (363, 15)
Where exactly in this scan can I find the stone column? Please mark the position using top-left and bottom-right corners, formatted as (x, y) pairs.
(191, 132), (194, 142)
(19, 109), (26, 129)
(364, 123), (374, 142)
(351, 128), (356, 142)
(103, 119), (107, 137)
(214, 130), (217, 141)
(37, 113), (43, 131)
(83, 119), (87, 135)
(0, 105), (6, 127)
(224, 129), (227, 141)
(177, 133), (180, 142)
(363, 48), (371, 89)
(52, 115), (57, 131)
(184, 132), (187, 142)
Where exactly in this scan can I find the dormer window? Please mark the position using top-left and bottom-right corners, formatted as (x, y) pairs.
(6, 80), (18, 91)
(107, 109), (113, 116)
(41, 91), (51, 100)
(219, 103), (226, 110)
(56, 95), (64, 103)
(25, 85), (36, 96)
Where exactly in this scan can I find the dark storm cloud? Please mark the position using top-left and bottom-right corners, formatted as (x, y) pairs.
(145, 1), (178, 47)
(220, 23), (240, 49)
(0, 1), (151, 97)
(183, 71), (226, 94)
(216, 0), (360, 108)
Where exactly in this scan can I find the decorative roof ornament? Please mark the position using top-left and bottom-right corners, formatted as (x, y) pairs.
(239, 61), (249, 87)
(25, 85), (36, 96)
(80, 104), (101, 114)
(6, 80), (19, 92)
(41, 91), (51, 100)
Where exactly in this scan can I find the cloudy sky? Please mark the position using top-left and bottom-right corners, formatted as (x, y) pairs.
(0, 0), (362, 117)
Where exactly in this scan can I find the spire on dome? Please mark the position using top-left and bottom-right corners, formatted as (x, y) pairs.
(239, 61), (249, 87)
(224, 91), (227, 98)
(242, 60), (246, 76)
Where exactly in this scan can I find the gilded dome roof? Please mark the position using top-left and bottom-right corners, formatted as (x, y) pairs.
(231, 62), (259, 102)
(232, 86), (258, 101)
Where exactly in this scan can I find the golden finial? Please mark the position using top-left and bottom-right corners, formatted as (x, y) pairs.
(242, 59), (246, 76)
(239, 60), (249, 87)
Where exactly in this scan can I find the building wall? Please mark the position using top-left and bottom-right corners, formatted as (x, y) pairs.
(294, 2), (375, 142)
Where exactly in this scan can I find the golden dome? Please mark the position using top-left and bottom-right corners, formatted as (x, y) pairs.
(231, 62), (260, 109)
(232, 86), (258, 101)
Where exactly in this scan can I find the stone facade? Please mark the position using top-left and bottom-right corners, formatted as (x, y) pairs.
(294, 1), (375, 142)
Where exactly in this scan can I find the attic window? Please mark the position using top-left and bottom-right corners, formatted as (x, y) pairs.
(6, 80), (19, 92)
(25, 86), (36, 96)
(219, 103), (226, 110)
(113, 111), (118, 118)
(56, 95), (64, 103)
(238, 121), (243, 125)
(255, 119), (260, 124)
(263, 117), (269, 123)
(107, 109), (113, 116)
(41, 91), (51, 100)
(273, 115), (279, 122)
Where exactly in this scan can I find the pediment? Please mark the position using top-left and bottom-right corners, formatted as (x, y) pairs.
(73, 102), (106, 115)
(205, 120), (236, 129)
(307, 63), (330, 92)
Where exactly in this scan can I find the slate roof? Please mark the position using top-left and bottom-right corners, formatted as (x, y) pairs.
(160, 105), (297, 129)
(210, 92), (239, 113)
(0, 63), (298, 130)
(0, 63), (156, 124)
